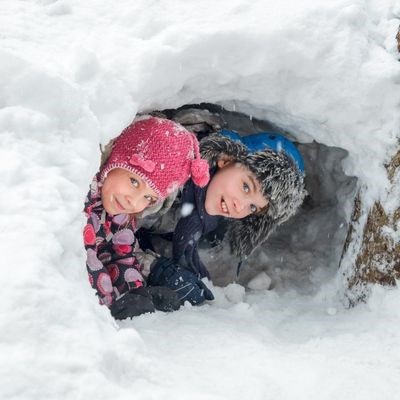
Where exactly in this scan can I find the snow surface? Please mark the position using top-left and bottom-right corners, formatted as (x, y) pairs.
(1, 0), (400, 399)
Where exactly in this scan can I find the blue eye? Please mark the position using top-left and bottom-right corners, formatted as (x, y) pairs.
(243, 182), (250, 193)
(250, 204), (257, 213)
(130, 178), (139, 188)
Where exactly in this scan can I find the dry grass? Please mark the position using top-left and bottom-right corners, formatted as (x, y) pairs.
(397, 24), (400, 53)
(345, 150), (400, 294)
(349, 202), (399, 288)
(385, 147), (400, 182)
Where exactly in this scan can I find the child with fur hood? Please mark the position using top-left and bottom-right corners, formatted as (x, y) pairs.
(142, 128), (306, 302)
(83, 116), (210, 320)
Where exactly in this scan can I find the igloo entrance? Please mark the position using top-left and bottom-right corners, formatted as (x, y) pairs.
(144, 103), (358, 293)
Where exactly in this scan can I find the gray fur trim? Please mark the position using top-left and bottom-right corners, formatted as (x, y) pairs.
(200, 133), (306, 258)
(228, 214), (276, 258)
(200, 134), (249, 166)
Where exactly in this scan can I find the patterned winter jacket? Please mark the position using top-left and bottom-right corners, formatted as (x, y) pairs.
(83, 174), (144, 307)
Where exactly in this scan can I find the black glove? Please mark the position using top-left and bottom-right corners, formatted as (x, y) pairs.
(109, 286), (181, 320)
(147, 257), (214, 306)
(109, 287), (155, 320)
(147, 286), (181, 312)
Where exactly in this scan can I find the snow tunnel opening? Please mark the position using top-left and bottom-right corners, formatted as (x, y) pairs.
(146, 103), (358, 294)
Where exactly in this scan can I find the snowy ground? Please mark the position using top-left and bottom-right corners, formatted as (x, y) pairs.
(1, 1), (400, 399)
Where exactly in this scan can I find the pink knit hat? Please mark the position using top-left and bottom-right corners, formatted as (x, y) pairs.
(100, 116), (210, 199)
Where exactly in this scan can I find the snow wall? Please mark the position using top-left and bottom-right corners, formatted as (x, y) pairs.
(1, 0), (399, 307)
(1, 1), (400, 398)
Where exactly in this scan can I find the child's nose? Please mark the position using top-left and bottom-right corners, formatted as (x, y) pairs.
(126, 195), (140, 211)
(233, 198), (245, 213)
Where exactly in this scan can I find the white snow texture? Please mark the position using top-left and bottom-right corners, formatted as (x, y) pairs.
(1, 1), (399, 399)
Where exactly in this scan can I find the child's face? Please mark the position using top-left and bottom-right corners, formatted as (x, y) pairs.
(204, 160), (268, 218)
(101, 168), (159, 215)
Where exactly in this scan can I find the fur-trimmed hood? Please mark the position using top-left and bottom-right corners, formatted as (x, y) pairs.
(200, 133), (306, 258)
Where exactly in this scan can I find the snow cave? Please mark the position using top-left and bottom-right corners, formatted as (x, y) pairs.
(144, 103), (359, 294)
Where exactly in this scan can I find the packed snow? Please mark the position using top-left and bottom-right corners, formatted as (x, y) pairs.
(1, 1), (399, 399)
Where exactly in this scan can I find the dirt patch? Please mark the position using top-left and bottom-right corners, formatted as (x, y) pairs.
(340, 192), (361, 259)
(397, 24), (400, 53)
(345, 149), (400, 295)
(385, 147), (400, 182)
(349, 202), (399, 287)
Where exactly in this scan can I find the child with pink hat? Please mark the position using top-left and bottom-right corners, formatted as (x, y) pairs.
(83, 116), (210, 320)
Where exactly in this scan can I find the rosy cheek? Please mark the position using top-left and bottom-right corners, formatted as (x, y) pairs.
(240, 206), (251, 218)
(136, 199), (149, 213)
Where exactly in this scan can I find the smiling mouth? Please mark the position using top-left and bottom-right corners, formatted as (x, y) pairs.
(220, 197), (229, 215)
(114, 197), (126, 212)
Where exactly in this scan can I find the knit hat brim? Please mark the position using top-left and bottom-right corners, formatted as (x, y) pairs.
(100, 163), (164, 199)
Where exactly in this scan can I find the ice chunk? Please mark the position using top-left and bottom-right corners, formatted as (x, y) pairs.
(247, 272), (272, 290)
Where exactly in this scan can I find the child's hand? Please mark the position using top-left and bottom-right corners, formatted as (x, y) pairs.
(147, 257), (215, 306)
(147, 286), (181, 312)
(109, 286), (181, 320)
(110, 287), (155, 320)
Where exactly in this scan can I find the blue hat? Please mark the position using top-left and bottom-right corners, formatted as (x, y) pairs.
(219, 129), (305, 172)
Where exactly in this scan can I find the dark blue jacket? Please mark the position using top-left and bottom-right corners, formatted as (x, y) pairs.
(172, 169), (222, 278)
